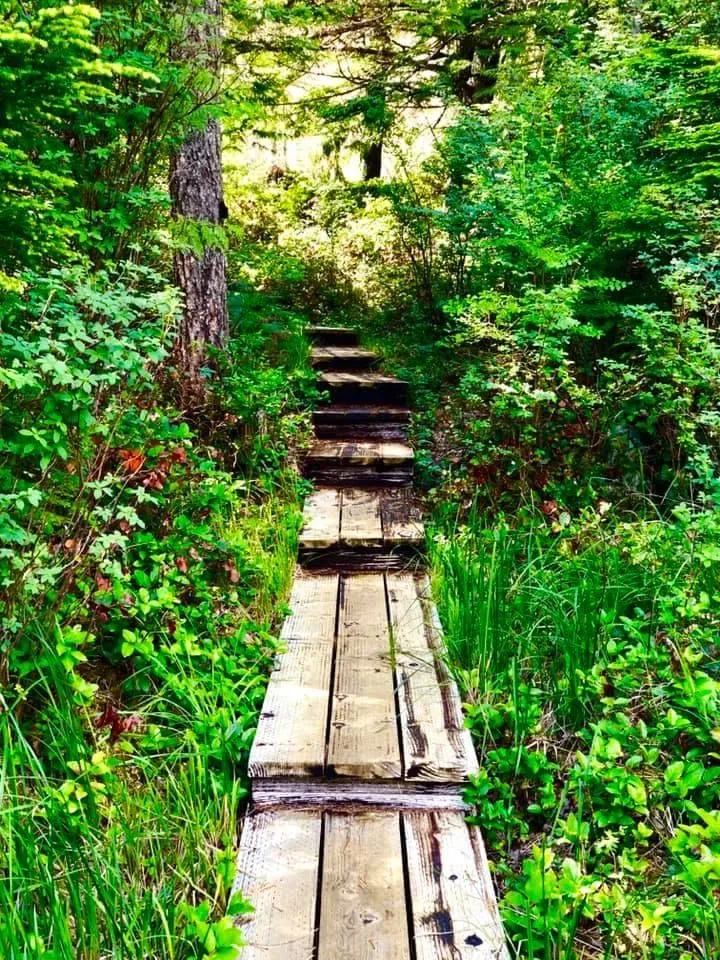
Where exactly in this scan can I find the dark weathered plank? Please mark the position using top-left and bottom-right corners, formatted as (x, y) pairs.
(252, 777), (467, 810)
(313, 404), (411, 424)
(380, 489), (425, 545)
(319, 371), (409, 405)
(311, 346), (379, 371)
(405, 810), (509, 960)
(387, 573), (477, 782)
(306, 325), (359, 346)
(340, 487), (383, 548)
(307, 440), (414, 465)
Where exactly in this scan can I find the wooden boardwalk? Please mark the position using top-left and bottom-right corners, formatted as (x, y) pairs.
(234, 327), (508, 959)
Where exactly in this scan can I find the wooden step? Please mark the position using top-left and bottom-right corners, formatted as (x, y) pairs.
(249, 572), (478, 806)
(313, 404), (411, 441)
(299, 487), (424, 569)
(306, 325), (359, 346)
(320, 371), (409, 406)
(233, 808), (509, 960)
(311, 346), (379, 371)
(306, 440), (414, 486)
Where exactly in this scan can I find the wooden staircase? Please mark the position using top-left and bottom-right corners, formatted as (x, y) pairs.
(233, 327), (508, 960)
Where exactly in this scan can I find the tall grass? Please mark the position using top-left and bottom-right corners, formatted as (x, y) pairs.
(1, 480), (302, 959)
(428, 508), (664, 731)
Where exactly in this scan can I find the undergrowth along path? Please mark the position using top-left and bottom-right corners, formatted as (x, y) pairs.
(233, 326), (509, 959)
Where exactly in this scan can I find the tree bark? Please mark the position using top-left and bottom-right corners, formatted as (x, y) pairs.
(170, 0), (228, 387)
(363, 140), (383, 180)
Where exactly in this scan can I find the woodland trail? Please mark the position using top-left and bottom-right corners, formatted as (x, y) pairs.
(232, 327), (509, 959)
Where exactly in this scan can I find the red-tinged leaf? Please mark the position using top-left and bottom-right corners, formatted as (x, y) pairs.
(175, 556), (188, 574)
(119, 449), (145, 473)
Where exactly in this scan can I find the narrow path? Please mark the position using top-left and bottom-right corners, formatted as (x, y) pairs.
(233, 328), (508, 959)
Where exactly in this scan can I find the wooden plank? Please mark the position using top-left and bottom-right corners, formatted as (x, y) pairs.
(321, 372), (405, 387)
(313, 405), (411, 423)
(232, 810), (322, 960)
(419, 579), (480, 780)
(404, 810), (509, 960)
(252, 778), (467, 811)
(327, 574), (401, 778)
(311, 346), (377, 362)
(280, 573), (338, 644)
(299, 488), (341, 550)
(249, 575), (338, 777)
(307, 441), (413, 465)
(341, 488), (383, 547)
(319, 812), (411, 960)
(387, 574), (477, 782)
(380, 490), (425, 545)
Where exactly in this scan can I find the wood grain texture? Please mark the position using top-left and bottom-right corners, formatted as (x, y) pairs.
(313, 404), (411, 424)
(252, 778), (468, 810)
(320, 372), (406, 388)
(319, 812), (411, 960)
(328, 574), (402, 778)
(380, 490), (425, 544)
(299, 488), (341, 550)
(404, 810), (509, 960)
(311, 347), (378, 370)
(341, 488), (383, 547)
(419, 578), (480, 779)
(249, 575), (337, 778)
(387, 574), (477, 782)
(232, 810), (322, 960)
(307, 441), (414, 465)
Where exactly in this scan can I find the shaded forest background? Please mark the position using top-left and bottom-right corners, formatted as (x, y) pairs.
(1, 0), (719, 957)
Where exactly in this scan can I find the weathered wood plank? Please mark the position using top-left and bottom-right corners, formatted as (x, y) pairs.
(319, 372), (409, 405)
(320, 372), (405, 387)
(306, 325), (359, 346)
(417, 577), (480, 780)
(312, 404), (411, 424)
(249, 575), (337, 778)
(299, 488), (341, 551)
(380, 490), (425, 545)
(319, 812), (411, 960)
(341, 488), (383, 547)
(311, 347), (378, 370)
(232, 810), (322, 960)
(306, 467), (413, 487)
(328, 574), (401, 778)
(387, 574), (477, 782)
(252, 778), (468, 811)
(404, 810), (509, 960)
(280, 572), (339, 644)
(307, 441), (414, 465)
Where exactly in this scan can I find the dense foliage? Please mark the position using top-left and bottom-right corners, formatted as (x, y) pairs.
(1, 0), (719, 956)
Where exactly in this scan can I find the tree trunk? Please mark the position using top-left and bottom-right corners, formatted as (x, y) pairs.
(363, 140), (383, 180)
(170, 0), (228, 387)
(453, 33), (500, 104)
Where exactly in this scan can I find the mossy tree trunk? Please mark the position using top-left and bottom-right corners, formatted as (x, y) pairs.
(170, 0), (228, 388)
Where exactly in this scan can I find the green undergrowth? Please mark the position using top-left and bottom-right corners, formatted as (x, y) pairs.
(429, 504), (720, 959)
(0, 261), (316, 958)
